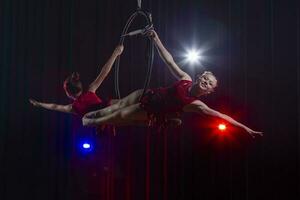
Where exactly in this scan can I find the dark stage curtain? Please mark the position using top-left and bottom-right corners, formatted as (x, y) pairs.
(0, 0), (299, 200)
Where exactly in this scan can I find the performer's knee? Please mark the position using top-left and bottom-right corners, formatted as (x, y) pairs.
(117, 109), (130, 120)
(112, 110), (124, 121)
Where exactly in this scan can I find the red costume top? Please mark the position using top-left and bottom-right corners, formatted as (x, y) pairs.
(140, 80), (197, 118)
(72, 91), (104, 117)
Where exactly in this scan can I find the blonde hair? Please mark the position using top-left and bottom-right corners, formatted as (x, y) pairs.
(197, 71), (218, 89)
(202, 71), (215, 77)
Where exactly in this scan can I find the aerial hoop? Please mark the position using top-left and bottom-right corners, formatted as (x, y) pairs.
(114, 0), (154, 100)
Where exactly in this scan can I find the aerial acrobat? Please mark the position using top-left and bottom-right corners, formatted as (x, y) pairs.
(82, 30), (263, 138)
(29, 45), (124, 118)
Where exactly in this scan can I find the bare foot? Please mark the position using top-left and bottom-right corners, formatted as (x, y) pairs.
(82, 117), (95, 126)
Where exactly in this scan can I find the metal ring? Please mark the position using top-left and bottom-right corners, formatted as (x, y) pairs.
(114, 10), (154, 100)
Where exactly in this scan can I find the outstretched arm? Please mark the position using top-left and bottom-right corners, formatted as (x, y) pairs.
(183, 100), (263, 138)
(29, 99), (73, 114)
(146, 30), (191, 81)
(88, 45), (124, 93)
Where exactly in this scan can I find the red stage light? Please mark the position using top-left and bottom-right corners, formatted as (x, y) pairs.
(218, 124), (226, 131)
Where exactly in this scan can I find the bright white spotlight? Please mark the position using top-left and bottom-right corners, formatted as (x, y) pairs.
(185, 49), (201, 64)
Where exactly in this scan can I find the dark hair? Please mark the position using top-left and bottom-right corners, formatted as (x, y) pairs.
(63, 72), (83, 97)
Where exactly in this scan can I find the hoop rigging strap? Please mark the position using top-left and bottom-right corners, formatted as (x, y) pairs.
(114, 8), (154, 101)
(137, 0), (142, 9)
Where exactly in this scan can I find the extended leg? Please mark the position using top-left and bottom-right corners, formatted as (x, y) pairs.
(83, 103), (147, 126)
(85, 89), (144, 118)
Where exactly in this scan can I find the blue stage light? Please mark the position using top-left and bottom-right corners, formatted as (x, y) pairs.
(75, 126), (97, 154)
(79, 140), (94, 153)
(82, 143), (91, 149)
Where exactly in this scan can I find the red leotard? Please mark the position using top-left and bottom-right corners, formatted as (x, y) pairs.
(140, 80), (197, 118)
(72, 91), (105, 117)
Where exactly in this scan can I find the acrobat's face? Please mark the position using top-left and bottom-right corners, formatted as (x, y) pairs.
(196, 73), (217, 95)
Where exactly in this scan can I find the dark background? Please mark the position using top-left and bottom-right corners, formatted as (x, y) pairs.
(0, 0), (299, 199)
